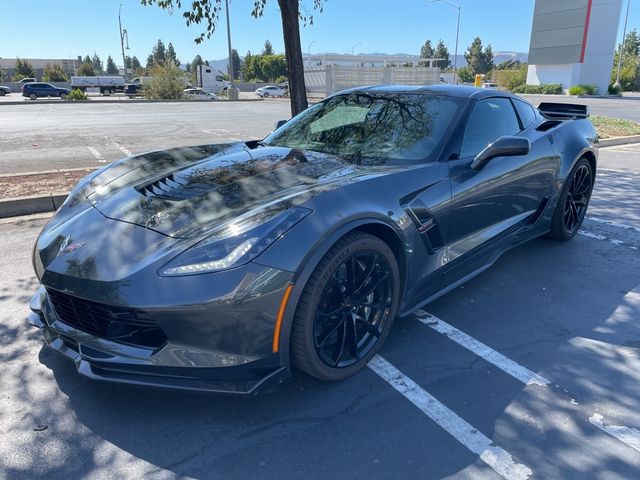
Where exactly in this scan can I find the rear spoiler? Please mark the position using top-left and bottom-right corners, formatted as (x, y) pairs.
(537, 102), (589, 119)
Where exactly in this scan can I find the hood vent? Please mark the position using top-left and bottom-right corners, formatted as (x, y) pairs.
(137, 173), (210, 201)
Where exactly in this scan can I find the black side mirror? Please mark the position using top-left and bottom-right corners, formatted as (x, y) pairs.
(274, 119), (288, 130)
(471, 136), (530, 170)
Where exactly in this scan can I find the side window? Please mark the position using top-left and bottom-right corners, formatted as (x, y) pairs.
(514, 99), (537, 128)
(460, 98), (521, 158)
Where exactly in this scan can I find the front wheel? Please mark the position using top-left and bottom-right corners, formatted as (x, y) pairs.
(29, 93), (37, 100)
(59, 92), (67, 100)
(291, 232), (400, 381)
(0, 90), (5, 96)
(549, 158), (594, 240)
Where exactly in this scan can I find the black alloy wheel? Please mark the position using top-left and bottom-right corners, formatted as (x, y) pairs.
(292, 231), (400, 381)
(549, 157), (594, 240)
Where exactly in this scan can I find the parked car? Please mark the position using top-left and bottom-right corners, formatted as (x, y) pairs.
(481, 82), (500, 89)
(124, 83), (143, 98)
(29, 85), (597, 393)
(255, 85), (286, 98)
(0, 86), (10, 96)
(17, 78), (36, 90)
(183, 88), (218, 101)
(22, 83), (71, 100)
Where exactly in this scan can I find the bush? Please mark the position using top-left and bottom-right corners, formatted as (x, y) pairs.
(493, 66), (527, 91)
(608, 84), (622, 95)
(511, 83), (562, 94)
(144, 62), (186, 100)
(66, 89), (88, 101)
(275, 75), (288, 84)
(568, 84), (598, 95)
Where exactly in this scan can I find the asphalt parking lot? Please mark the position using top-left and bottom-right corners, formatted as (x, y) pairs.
(1, 143), (639, 479)
(1, 94), (639, 176)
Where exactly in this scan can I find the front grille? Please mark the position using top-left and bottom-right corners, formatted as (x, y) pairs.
(46, 289), (167, 349)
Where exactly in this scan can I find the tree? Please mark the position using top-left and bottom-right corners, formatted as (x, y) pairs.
(464, 37), (493, 75)
(231, 49), (241, 79)
(434, 40), (450, 69)
(144, 62), (187, 99)
(166, 42), (180, 66)
(262, 39), (274, 55)
(140, 0), (324, 116)
(42, 63), (68, 82)
(131, 56), (142, 72)
(78, 56), (95, 76)
(14, 58), (36, 80)
(92, 53), (104, 74)
(495, 59), (523, 70)
(456, 66), (474, 83)
(106, 56), (119, 75)
(146, 54), (155, 70)
(152, 39), (167, 66)
(242, 51), (256, 81)
(420, 39), (434, 60)
(191, 54), (205, 73)
(258, 54), (287, 81)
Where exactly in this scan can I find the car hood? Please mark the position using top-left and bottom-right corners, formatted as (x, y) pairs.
(84, 143), (385, 239)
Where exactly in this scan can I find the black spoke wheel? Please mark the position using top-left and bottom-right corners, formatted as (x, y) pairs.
(549, 157), (594, 240)
(291, 232), (400, 381)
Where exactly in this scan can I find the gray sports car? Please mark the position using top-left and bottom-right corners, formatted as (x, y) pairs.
(29, 85), (597, 394)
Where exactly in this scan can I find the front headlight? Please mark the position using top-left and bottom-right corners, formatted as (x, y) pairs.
(161, 206), (311, 276)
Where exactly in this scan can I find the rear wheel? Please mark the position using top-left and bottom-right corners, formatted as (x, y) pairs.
(291, 232), (400, 381)
(263, 92), (270, 98)
(549, 158), (594, 240)
(0, 90), (5, 96)
(29, 93), (37, 100)
(59, 92), (67, 100)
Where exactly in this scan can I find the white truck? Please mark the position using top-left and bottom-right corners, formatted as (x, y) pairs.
(70, 76), (125, 95)
(195, 65), (231, 94)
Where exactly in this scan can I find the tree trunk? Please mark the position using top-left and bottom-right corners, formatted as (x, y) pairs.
(277, 0), (308, 117)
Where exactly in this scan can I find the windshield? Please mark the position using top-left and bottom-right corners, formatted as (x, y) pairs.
(264, 92), (464, 165)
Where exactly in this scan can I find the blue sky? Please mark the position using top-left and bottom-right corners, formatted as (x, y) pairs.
(0, 0), (638, 64)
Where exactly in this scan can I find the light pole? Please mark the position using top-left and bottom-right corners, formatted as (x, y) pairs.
(118, 3), (130, 79)
(614, 0), (631, 89)
(351, 42), (362, 56)
(225, 0), (235, 87)
(430, 0), (460, 84)
(308, 40), (316, 55)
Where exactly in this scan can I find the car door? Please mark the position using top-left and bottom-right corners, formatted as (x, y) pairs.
(444, 96), (557, 275)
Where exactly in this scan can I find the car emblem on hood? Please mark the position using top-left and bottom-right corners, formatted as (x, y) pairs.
(57, 237), (86, 256)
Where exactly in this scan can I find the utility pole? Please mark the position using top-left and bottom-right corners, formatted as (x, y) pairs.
(430, 0), (460, 85)
(614, 0), (631, 89)
(225, 0), (234, 86)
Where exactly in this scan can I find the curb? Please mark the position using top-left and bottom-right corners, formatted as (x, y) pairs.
(0, 193), (68, 219)
(1, 136), (639, 219)
(0, 98), (265, 106)
(599, 135), (640, 147)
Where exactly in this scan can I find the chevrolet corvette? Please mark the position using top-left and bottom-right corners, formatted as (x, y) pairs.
(29, 85), (597, 393)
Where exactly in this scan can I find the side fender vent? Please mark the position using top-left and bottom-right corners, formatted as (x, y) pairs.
(404, 198), (444, 254)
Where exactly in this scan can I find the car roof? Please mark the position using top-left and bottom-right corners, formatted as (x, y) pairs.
(335, 84), (516, 100)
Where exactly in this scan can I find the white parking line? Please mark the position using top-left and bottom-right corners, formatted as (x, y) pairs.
(369, 355), (533, 480)
(416, 312), (550, 386)
(415, 310), (640, 455)
(87, 146), (105, 162)
(578, 230), (638, 250)
(586, 217), (640, 235)
(589, 414), (640, 453)
(112, 142), (132, 157)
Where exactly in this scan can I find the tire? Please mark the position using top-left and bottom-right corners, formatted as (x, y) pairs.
(291, 231), (401, 381)
(59, 92), (67, 100)
(263, 92), (270, 98)
(29, 93), (37, 100)
(0, 90), (5, 96)
(549, 157), (594, 240)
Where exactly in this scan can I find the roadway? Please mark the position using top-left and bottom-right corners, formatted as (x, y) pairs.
(1, 95), (640, 175)
(1, 144), (639, 479)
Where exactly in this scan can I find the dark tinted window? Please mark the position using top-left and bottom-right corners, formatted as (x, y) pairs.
(265, 93), (463, 165)
(514, 99), (537, 128)
(461, 98), (520, 157)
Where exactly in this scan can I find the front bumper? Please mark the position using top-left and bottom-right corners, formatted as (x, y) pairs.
(28, 285), (291, 395)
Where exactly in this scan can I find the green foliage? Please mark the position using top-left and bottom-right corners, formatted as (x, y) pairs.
(495, 59), (523, 70)
(420, 39), (434, 59)
(106, 56), (119, 75)
(231, 49), (241, 79)
(92, 53), (104, 74)
(512, 84), (562, 94)
(14, 58), (35, 80)
(493, 65), (527, 91)
(611, 52), (639, 91)
(568, 84), (598, 95)
(262, 40), (274, 56)
(152, 39), (167, 66)
(275, 75), (288, 84)
(77, 57), (95, 76)
(66, 89), (88, 101)
(434, 40), (450, 69)
(608, 84), (622, 95)
(146, 54), (154, 69)
(42, 63), (68, 82)
(144, 62), (186, 99)
(464, 37), (493, 75)
(456, 66), (474, 83)
(166, 42), (180, 66)
(242, 51), (287, 82)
